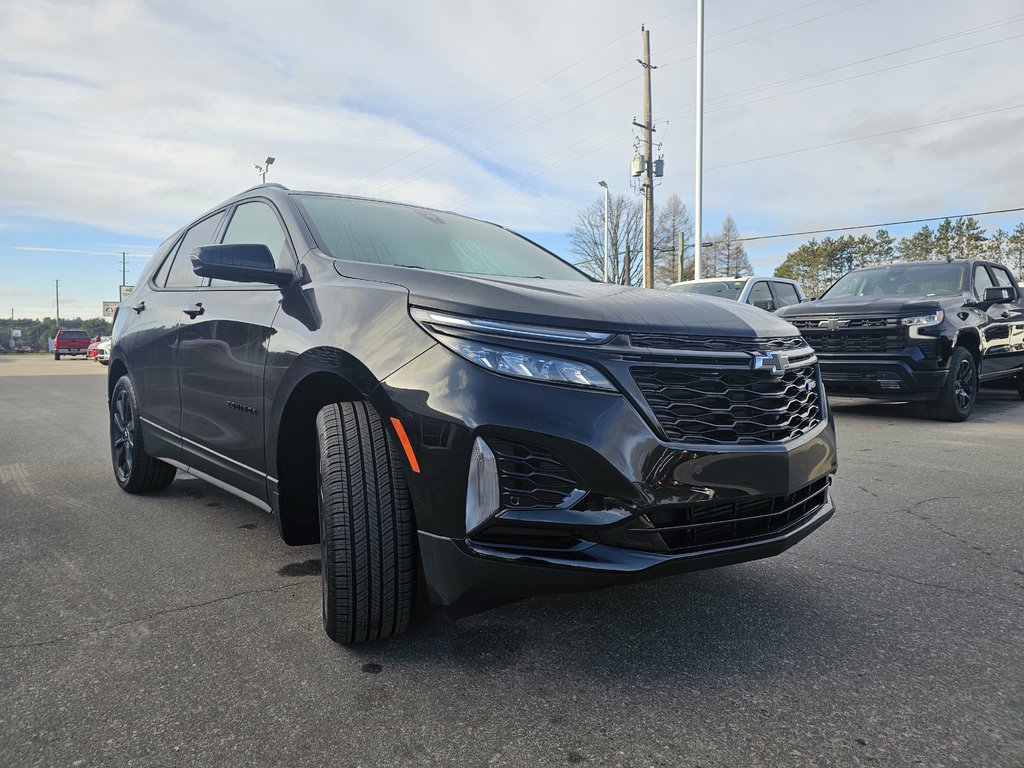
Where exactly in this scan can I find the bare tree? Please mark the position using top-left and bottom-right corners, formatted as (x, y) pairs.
(653, 194), (693, 287)
(568, 194), (644, 285)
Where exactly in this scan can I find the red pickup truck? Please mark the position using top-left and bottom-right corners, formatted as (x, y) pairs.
(53, 329), (92, 360)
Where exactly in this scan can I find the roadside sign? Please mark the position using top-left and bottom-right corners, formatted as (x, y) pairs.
(119, 285), (134, 301)
(102, 301), (118, 318)
(11, 329), (21, 339)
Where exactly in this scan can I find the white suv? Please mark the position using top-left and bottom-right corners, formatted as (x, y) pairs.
(667, 276), (805, 311)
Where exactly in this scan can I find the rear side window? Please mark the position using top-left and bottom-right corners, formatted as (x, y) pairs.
(770, 282), (801, 307)
(160, 212), (225, 289)
(990, 266), (1013, 288)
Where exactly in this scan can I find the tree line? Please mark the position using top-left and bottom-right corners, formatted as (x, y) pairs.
(567, 194), (752, 288)
(1, 317), (110, 351)
(774, 218), (1024, 298)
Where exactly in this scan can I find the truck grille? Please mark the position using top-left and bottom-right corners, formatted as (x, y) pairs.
(631, 362), (822, 445)
(617, 477), (830, 553)
(798, 329), (905, 354)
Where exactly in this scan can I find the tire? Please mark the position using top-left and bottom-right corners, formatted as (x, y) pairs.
(926, 347), (977, 422)
(110, 375), (176, 493)
(54, 352), (60, 361)
(1017, 374), (1024, 401)
(100, 360), (109, 366)
(316, 402), (416, 644)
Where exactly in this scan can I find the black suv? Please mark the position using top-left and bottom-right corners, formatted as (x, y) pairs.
(109, 184), (837, 643)
(777, 259), (1024, 420)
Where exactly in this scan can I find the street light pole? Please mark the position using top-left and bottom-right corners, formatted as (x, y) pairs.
(253, 156), (276, 183)
(598, 181), (610, 283)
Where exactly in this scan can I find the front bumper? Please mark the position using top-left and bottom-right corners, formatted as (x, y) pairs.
(419, 491), (835, 605)
(817, 353), (948, 398)
(378, 343), (839, 607)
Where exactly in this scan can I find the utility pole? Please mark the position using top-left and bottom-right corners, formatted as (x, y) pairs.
(636, 26), (656, 289)
(121, 251), (127, 287)
(678, 232), (685, 283)
(55, 280), (60, 328)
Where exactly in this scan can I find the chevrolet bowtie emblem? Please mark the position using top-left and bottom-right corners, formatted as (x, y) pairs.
(818, 317), (848, 331)
(751, 352), (788, 376)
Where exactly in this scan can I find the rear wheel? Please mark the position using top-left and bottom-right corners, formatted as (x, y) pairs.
(1017, 374), (1024, 400)
(926, 347), (977, 422)
(110, 375), (176, 493)
(54, 352), (60, 361)
(315, 402), (416, 644)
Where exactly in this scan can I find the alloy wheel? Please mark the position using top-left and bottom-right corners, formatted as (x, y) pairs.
(111, 388), (135, 480)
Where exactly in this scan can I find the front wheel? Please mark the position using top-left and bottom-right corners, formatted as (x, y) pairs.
(926, 347), (977, 422)
(316, 402), (416, 644)
(110, 375), (176, 493)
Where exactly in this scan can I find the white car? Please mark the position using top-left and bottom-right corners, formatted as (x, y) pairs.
(667, 276), (806, 311)
(93, 336), (112, 365)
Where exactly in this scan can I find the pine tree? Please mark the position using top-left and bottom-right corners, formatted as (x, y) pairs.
(898, 225), (935, 261)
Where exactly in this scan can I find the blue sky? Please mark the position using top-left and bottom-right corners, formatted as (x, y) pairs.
(2, 0), (1023, 319)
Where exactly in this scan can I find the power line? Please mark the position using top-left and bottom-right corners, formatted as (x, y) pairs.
(655, 206), (1024, 251)
(656, 28), (1024, 123)
(345, 21), (654, 194)
(664, 103), (1024, 179)
(733, 206), (1024, 244)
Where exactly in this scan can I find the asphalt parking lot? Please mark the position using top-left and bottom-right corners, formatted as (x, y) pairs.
(1, 353), (1021, 768)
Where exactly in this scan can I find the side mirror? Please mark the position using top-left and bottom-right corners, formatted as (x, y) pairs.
(191, 244), (295, 287)
(984, 285), (1017, 303)
(974, 285), (1018, 310)
(751, 298), (775, 311)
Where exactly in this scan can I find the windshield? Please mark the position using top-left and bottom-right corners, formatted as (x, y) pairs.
(667, 280), (744, 300)
(821, 263), (966, 299)
(294, 194), (589, 281)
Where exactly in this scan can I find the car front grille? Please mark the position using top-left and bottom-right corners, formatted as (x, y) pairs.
(487, 439), (582, 510)
(798, 330), (906, 354)
(614, 477), (830, 553)
(631, 362), (822, 445)
(629, 334), (809, 353)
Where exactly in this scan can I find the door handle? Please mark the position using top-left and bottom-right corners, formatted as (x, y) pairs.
(131, 301), (146, 314)
(183, 302), (205, 319)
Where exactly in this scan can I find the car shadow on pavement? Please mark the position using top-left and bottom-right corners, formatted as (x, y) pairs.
(339, 563), (860, 686)
(827, 384), (1021, 421)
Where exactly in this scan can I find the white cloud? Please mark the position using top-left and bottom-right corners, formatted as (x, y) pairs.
(0, 0), (1022, 270)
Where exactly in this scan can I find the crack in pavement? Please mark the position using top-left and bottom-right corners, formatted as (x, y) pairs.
(810, 556), (1024, 609)
(0, 577), (320, 651)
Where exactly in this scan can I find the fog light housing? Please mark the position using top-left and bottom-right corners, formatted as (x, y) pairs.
(466, 437), (500, 535)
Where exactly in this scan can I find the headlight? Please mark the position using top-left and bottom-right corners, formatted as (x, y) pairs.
(411, 307), (617, 391)
(436, 335), (616, 391)
(901, 310), (943, 327)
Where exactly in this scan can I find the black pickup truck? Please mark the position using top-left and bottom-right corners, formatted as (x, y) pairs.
(776, 259), (1024, 421)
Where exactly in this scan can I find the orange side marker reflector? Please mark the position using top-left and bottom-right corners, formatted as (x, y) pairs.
(389, 417), (421, 474)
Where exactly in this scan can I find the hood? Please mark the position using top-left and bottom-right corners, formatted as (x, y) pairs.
(335, 261), (798, 338)
(778, 294), (959, 318)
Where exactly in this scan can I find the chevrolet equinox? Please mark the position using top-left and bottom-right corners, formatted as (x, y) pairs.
(108, 184), (838, 643)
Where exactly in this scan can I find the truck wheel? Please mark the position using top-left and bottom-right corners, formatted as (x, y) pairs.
(315, 402), (416, 644)
(110, 375), (176, 493)
(1017, 374), (1024, 401)
(54, 352), (60, 361)
(927, 347), (977, 422)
